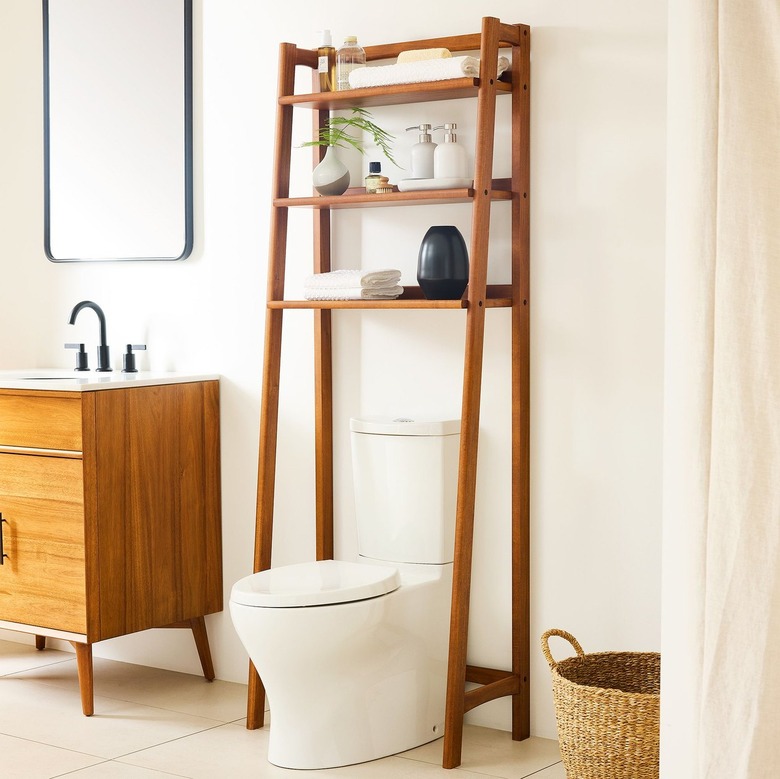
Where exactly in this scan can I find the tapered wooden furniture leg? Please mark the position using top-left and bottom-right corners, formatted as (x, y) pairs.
(70, 642), (94, 716)
(35, 635), (46, 651)
(511, 23), (532, 743)
(312, 97), (335, 564)
(247, 662), (266, 729)
(246, 40), (299, 730)
(442, 16), (502, 770)
(189, 616), (215, 681)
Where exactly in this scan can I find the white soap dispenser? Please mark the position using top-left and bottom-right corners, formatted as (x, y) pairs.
(433, 123), (469, 180)
(405, 124), (437, 179)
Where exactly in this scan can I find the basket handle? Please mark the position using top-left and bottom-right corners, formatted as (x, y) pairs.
(541, 629), (585, 669)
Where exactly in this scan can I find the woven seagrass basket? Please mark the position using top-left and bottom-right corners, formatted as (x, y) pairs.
(541, 629), (660, 779)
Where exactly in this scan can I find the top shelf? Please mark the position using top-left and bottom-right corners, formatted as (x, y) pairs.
(280, 77), (512, 110)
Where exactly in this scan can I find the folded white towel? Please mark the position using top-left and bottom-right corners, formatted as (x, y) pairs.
(303, 269), (402, 289)
(304, 285), (404, 301)
(349, 55), (510, 89)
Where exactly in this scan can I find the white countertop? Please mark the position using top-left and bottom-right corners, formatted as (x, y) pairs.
(0, 370), (220, 392)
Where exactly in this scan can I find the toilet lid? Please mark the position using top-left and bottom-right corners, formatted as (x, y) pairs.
(230, 560), (401, 608)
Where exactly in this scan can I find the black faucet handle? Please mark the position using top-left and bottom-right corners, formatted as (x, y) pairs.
(64, 342), (89, 371)
(122, 344), (147, 373)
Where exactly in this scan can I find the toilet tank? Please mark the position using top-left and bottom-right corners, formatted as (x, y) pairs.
(350, 416), (460, 564)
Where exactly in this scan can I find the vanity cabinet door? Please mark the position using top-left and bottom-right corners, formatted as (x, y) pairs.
(0, 452), (86, 633)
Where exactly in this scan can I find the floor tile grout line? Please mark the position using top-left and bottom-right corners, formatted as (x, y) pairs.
(0, 729), (106, 761)
(1, 656), (78, 678)
(523, 760), (565, 777)
(394, 752), (563, 779)
(0, 715), (241, 775)
(79, 697), (231, 724)
(3, 674), (243, 725)
(0, 677), (242, 758)
(107, 719), (234, 763)
(393, 753), (492, 774)
(0, 716), (231, 764)
(51, 757), (191, 779)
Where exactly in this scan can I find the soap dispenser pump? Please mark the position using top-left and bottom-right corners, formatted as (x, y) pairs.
(405, 124), (437, 179)
(433, 123), (469, 180)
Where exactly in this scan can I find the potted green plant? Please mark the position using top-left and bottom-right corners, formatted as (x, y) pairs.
(302, 107), (397, 196)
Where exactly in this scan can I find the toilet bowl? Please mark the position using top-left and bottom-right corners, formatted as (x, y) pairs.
(230, 558), (452, 768)
(230, 416), (460, 769)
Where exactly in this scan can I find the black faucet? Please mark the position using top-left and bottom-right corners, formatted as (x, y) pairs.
(68, 300), (112, 372)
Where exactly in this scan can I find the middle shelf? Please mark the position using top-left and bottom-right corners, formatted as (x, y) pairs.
(274, 180), (515, 209)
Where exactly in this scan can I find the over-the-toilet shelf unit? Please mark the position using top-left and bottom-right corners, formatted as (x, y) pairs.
(248, 17), (530, 770)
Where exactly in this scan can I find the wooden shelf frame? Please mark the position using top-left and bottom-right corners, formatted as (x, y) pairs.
(246, 17), (530, 770)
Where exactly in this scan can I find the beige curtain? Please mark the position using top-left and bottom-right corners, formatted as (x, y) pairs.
(661, 0), (780, 776)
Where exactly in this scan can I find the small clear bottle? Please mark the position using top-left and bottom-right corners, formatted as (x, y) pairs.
(365, 161), (382, 193)
(317, 30), (336, 92)
(336, 35), (366, 91)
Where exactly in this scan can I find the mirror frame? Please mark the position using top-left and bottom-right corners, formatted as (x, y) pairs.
(42, 0), (194, 262)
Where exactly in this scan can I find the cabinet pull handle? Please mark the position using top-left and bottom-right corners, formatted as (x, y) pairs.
(0, 513), (8, 564)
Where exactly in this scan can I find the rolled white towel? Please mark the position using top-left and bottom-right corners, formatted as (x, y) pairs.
(349, 55), (510, 89)
(303, 268), (402, 289)
(304, 285), (404, 301)
(396, 47), (451, 63)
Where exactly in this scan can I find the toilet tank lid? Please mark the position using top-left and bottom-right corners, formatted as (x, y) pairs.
(230, 560), (400, 608)
(350, 416), (460, 436)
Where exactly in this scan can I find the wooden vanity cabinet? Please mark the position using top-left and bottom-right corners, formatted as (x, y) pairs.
(0, 380), (222, 714)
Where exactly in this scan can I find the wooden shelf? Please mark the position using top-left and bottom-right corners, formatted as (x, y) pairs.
(275, 181), (514, 209)
(280, 77), (512, 110)
(268, 285), (514, 309)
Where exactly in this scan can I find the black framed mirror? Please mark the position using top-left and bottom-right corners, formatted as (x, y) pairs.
(43, 0), (193, 262)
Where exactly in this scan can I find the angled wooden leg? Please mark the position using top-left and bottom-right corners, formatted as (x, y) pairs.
(70, 642), (94, 716)
(247, 661), (266, 729)
(35, 635), (46, 651)
(189, 616), (215, 681)
(511, 18), (532, 745)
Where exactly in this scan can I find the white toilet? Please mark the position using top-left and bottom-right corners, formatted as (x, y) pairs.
(230, 416), (460, 769)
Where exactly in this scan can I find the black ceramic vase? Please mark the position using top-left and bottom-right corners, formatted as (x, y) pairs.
(417, 225), (469, 300)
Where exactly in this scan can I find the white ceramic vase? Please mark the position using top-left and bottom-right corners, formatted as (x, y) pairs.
(312, 146), (350, 196)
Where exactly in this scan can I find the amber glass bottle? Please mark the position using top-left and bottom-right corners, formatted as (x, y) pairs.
(317, 30), (336, 92)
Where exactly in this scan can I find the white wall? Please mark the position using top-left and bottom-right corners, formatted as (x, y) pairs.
(0, 0), (666, 738)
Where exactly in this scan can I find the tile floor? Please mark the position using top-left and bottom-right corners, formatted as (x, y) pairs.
(0, 638), (563, 778)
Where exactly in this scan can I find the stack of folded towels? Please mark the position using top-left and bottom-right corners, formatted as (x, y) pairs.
(303, 269), (403, 301)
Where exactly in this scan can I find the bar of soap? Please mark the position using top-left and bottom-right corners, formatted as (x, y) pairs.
(396, 48), (451, 63)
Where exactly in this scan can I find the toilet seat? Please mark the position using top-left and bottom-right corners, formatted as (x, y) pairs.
(230, 559), (400, 608)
